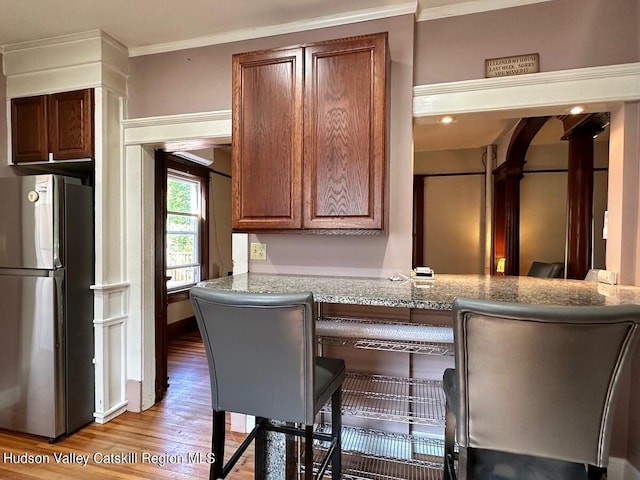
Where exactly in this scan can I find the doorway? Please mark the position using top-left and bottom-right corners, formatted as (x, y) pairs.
(153, 150), (213, 401)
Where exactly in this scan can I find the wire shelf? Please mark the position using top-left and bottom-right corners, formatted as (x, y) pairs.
(309, 425), (444, 480)
(317, 317), (453, 356)
(322, 373), (446, 427)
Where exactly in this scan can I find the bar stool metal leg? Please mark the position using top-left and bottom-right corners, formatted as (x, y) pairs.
(211, 410), (225, 480)
(587, 465), (607, 480)
(305, 425), (314, 480)
(254, 417), (266, 480)
(331, 387), (341, 480)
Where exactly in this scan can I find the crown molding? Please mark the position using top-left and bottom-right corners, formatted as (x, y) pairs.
(3, 29), (129, 97)
(417, 0), (552, 22)
(2, 29), (127, 55)
(129, 1), (417, 57)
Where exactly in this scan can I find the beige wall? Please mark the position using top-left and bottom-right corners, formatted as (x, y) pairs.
(167, 300), (194, 326)
(415, 148), (486, 274)
(414, 0), (639, 84)
(520, 171), (568, 273)
(130, 14), (416, 277)
(423, 175), (485, 274)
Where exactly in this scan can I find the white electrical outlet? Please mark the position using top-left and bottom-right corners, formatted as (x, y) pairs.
(250, 242), (267, 260)
(597, 269), (617, 285)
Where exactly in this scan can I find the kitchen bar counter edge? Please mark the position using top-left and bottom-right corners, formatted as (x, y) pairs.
(196, 273), (640, 309)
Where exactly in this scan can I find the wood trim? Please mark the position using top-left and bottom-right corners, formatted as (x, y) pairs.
(493, 117), (549, 276)
(154, 150), (168, 402)
(413, 175), (425, 268)
(560, 113), (609, 279)
(167, 316), (198, 339)
(168, 290), (190, 303)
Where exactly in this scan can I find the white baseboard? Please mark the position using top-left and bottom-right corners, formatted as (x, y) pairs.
(610, 457), (640, 480)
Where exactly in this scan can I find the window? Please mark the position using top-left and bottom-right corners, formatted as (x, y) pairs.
(166, 171), (203, 291)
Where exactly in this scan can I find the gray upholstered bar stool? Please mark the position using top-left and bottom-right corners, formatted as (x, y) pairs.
(190, 287), (345, 480)
(443, 297), (640, 480)
(526, 261), (565, 278)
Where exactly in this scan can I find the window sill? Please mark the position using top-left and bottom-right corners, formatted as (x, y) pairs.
(168, 288), (192, 304)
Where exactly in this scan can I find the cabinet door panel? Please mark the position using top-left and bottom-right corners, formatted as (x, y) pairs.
(11, 96), (48, 163)
(304, 34), (388, 230)
(48, 89), (94, 161)
(232, 48), (303, 230)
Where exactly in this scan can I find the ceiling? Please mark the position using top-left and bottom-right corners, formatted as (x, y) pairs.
(3, 0), (599, 153)
(0, 0), (520, 51)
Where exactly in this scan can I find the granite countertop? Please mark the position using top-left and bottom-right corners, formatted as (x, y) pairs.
(197, 273), (640, 310)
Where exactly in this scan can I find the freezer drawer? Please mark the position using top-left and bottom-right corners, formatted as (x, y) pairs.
(0, 272), (64, 438)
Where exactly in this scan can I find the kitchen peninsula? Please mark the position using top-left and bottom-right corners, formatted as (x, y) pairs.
(195, 273), (640, 479)
(197, 272), (640, 309)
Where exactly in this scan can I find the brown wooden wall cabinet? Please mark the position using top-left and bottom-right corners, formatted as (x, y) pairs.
(11, 89), (94, 164)
(232, 33), (389, 232)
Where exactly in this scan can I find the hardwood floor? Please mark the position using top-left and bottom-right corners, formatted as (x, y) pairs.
(0, 331), (254, 479)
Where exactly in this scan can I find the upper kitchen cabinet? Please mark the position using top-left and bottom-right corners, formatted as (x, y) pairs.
(232, 33), (389, 233)
(232, 48), (304, 230)
(11, 89), (94, 164)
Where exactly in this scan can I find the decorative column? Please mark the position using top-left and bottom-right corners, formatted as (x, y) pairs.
(493, 117), (549, 275)
(561, 113), (609, 279)
(493, 162), (524, 276)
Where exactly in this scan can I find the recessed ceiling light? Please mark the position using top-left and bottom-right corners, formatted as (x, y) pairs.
(569, 106), (585, 115)
(440, 116), (454, 124)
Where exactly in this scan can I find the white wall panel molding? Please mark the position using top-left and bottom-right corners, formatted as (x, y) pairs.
(92, 88), (130, 421)
(413, 63), (640, 118)
(3, 30), (128, 98)
(90, 282), (129, 424)
(123, 110), (232, 145)
(123, 144), (157, 412)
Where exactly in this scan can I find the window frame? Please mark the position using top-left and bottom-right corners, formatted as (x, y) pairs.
(164, 155), (210, 301)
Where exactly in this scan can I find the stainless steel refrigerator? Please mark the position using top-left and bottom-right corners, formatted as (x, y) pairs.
(0, 174), (94, 440)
